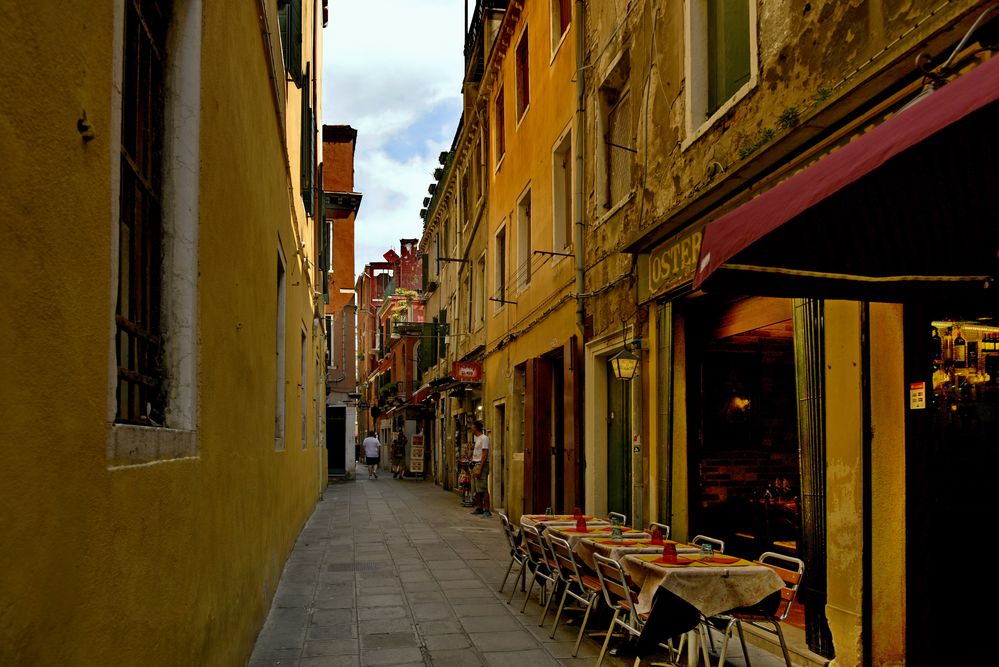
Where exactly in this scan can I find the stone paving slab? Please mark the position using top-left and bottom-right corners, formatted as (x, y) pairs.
(247, 476), (641, 667)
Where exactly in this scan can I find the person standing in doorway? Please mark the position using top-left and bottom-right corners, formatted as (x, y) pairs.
(391, 429), (407, 479)
(470, 420), (491, 517)
(362, 430), (381, 479)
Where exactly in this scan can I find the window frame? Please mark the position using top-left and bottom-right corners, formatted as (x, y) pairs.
(494, 87), (506, 169)
(494, 222), (508, 313)
(515, 25), (531, 123)
(516, 187), (533, 293)
(551, 125), (573, 255)
(683, 0), (759, 148)
(550, 0), (572, 59)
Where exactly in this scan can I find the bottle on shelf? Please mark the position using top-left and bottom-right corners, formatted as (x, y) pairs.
(931, 327), (942, 361)
(968, 340), (979, 371)
(954, 327), (967, 368)
(942, 327), (954, 361)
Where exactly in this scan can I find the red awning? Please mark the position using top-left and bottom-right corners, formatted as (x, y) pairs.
(411, 384), (430, 405)
(694, 55), (999, 301)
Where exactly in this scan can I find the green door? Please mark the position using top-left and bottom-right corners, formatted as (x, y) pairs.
(606, 360), (631, 517)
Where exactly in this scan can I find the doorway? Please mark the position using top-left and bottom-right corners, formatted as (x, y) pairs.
(905, 302), (999, 659)
(327, 405), (346, 476)
(606, 359), (631, 518)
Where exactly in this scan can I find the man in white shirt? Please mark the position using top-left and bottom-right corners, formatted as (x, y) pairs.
(470, 420), (491, 517)
(362, 430), (381, 480)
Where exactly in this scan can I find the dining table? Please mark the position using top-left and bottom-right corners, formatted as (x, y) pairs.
(574, 537), (700, 570)
(519, 514), (610, 530)
(544, 523), (651, 550)
(620, 552), (785, 665)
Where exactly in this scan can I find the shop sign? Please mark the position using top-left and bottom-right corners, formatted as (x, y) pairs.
(649, 228), (702, 297)
(909, 381), (926, 410)
(409, 446), (425, 473)
(452, 361), (482, 382)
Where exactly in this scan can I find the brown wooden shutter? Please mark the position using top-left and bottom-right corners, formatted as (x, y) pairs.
(524, 358), (536, 514)
(563, 335), (582, 510)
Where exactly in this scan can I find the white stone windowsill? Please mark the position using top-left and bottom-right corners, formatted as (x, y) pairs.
(107, 423), (198, 468)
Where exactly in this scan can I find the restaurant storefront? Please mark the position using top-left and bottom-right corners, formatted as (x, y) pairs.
(687, 51), (999, 665)
(640, 233), (828, 646)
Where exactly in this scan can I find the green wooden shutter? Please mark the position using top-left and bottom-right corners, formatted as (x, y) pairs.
(707, 0), (750, 115)
(290, 0), (303, 83)
(278, 0), (303, 83)
(418, 323), (434, 374)
(438, 310), (448, 360)
(301, 63), (314, 215)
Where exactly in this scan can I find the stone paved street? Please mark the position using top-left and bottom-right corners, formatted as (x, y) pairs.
(248, 475), (796, 667)
(248, 475), (635, 667)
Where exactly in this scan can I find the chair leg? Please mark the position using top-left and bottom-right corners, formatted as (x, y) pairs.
(596, 609), (620, 667)
(698, 622), (714, 667)
(507, 561), (526, 604)
(540, 579), (559, 626)
(499, 556), (514, 593)
(715, 618), (736, 667)
(521, 568), (539, 613)
(572, 597), (597, 657)
(770, 621), (792, 667)
(734, 620), (751, 667)
(549, 585), (570, 637)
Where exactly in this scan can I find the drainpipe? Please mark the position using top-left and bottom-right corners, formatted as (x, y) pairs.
(574, 0), (586, 332)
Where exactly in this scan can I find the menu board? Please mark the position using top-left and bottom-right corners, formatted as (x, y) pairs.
(409, 447), (424, 473)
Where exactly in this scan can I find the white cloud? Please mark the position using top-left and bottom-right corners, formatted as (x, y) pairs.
(323, 0), (467, 277)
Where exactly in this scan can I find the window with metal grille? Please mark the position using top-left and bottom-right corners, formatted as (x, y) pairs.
(116, 0), (170, 425)
(606, 89), (632, 206)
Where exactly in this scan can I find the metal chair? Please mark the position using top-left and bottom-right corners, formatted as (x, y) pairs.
(690, 534), (726, 553)
(607, 511), (628, 525)
(706, 551), (805, 667)
(520, 524), (559, 619)
(498, 511), (528, 598)
(648, 522), (671, 540)
(546, 534), (602, 656)
(593, 553), (645, 667)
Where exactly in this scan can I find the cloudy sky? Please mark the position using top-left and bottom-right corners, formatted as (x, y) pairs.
(323, 0), (468, 278)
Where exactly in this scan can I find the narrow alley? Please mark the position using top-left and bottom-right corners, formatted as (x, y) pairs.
(248, 476), (795, 667)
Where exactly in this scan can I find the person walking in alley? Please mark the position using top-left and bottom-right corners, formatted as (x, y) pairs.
(362, 430), (381, 479)
(470, 420), (491, 517)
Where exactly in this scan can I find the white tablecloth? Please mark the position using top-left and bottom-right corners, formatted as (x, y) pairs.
(622, 553), (784, 617)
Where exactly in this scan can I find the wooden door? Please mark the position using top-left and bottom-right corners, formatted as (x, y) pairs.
(524, 357), (553, 514)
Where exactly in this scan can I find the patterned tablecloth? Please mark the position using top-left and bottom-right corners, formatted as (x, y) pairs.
(621, 553), (784, 617)
(519, 515), (610, 530)
(544, 524), (651, 550)
(574, 537), (700, 570)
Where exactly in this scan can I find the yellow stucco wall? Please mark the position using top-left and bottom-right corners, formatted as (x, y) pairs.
(824, 301), (865, 666)
(0, 2), (325, 665)
(868, 303), (906, 665)
(483, 0), (580, 518)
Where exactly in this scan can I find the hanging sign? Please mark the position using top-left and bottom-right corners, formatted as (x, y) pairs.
(648, 227), (703, 297)
(452, 361), (482, 382)
(909, 381), (926, 409)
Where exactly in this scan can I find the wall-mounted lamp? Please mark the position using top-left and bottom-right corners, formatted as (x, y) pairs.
(609, 348), (639, 381)
(610, 324), (641, 381)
